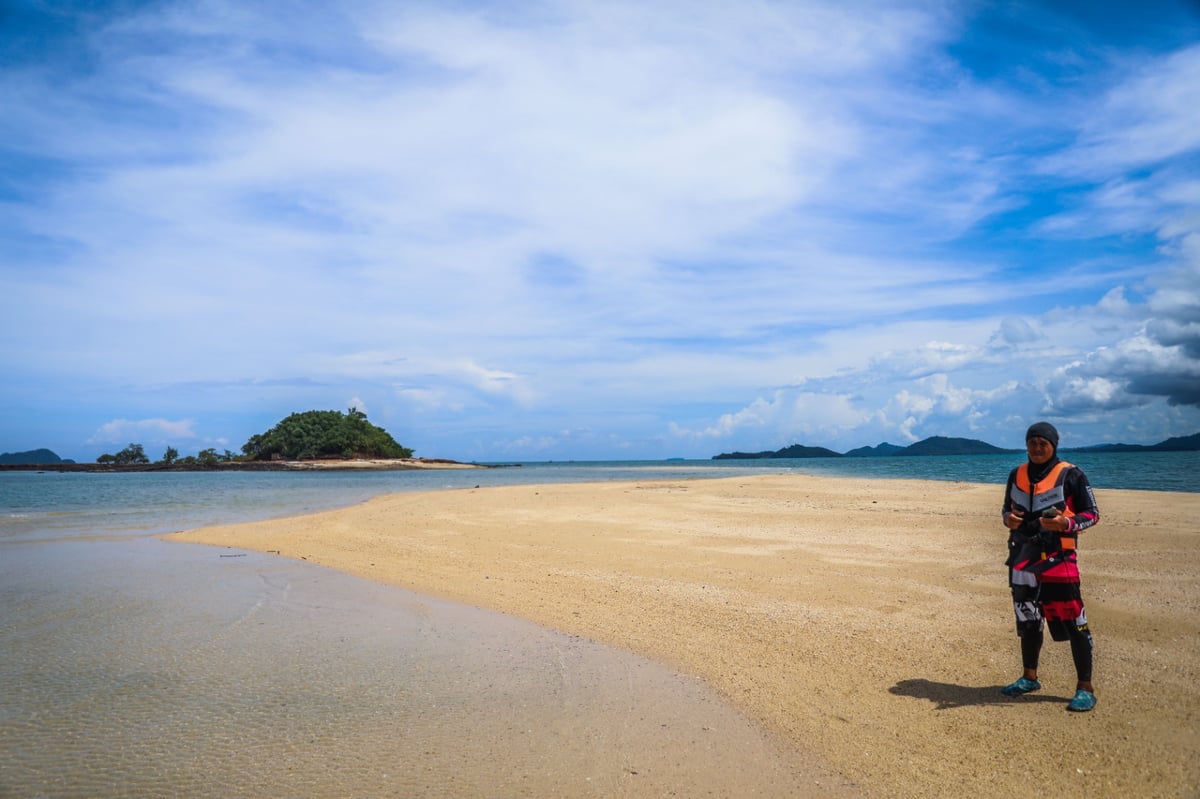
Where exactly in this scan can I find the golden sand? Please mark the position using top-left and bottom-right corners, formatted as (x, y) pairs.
(170, 474), (1200, 798)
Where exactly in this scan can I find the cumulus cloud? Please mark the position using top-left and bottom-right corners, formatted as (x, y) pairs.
(1085, 331), (1200, 407)
(1145, 241), (1200, 360)
(1044, 316), (1200, 413)
(877, 374), (1018, 441)
(1044, 235), (1200, 411)
(670, 389), (867, 444)
(1044, 367), (1138, 414)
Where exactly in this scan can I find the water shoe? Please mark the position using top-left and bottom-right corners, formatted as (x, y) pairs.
(1000, 677), (1041, 697)
(1067, 690), (1097, 712)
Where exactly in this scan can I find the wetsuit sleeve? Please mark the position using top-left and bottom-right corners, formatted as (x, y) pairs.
(1065, 467), (1099, 534)
(1001, 469), (1018, 520)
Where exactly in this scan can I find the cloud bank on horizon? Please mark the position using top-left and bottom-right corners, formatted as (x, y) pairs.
(2, 0), (1199, 462)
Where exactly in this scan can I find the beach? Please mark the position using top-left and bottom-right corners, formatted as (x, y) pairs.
(170, 473), (1200, 798)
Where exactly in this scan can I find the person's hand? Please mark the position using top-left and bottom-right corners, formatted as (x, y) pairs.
(1004, 510), (1025, 530)
(1038, 508), (1070, 533)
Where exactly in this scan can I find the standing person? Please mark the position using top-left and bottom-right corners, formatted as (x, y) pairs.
(1000, 421), (1100, 712)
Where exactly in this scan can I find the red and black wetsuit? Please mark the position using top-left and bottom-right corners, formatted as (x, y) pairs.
(1002, 456), (1099, 679)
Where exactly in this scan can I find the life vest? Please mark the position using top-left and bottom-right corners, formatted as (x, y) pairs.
(1010, 460), (1079, 578)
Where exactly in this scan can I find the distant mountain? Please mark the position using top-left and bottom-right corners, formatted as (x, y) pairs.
(844, 442), (905, 458)
(1154, 432), (1200, 451)
(713, 443), (841, 460)
(899, 436), (1012, 456)
(774, 444), (842, 458)
(714, 432), (1199, 460)
(1065, 432), (1200, 453)
(714, 436), (1007, 459)
(0, 448), (74, 465)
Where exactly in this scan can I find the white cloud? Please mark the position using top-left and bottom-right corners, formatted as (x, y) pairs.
(1095, 287), (1133, 317)
(457, 360), (537, 405)
(1063, 45), (1200, 175)
(395, 387), (461, 413)
(994, 317), (1041, 346)
(3, 1), (1199, 460)
(869, 341), (979, 379)
(670, 389), (868, 445)
(1046, 370), (1132, 413)
(87, 418), (197, 446)
(876, 375), (1018, 442)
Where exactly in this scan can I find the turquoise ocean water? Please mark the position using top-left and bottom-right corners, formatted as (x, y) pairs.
(1, 451), (1196, 544)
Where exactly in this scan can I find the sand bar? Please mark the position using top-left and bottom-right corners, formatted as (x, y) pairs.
(170, 473), (1200, 798)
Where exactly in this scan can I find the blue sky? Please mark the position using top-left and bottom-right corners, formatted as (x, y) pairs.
(2, 0), (1199, 462)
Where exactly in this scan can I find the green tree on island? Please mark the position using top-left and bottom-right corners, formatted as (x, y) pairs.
(242, 408), (413, 461)
(97, 443), (151, 465)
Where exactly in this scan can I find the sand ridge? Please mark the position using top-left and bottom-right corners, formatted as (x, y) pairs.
(170, 473), (1200, 798)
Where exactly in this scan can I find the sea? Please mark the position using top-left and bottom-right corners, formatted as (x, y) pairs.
(1, 452), (1194, 797)
(1, 451), (1196, 544)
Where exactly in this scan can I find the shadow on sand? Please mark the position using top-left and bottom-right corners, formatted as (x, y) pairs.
(890, 678), (1067, 710)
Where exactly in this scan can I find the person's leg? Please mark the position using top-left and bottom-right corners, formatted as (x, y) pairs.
(1002, 579), (1043, 696)
(1067, 609), (1094, 693)
(1065, 622), (1096, 711)
(1043, 582), (1096, 711)
(1021, 627), (1043, 680)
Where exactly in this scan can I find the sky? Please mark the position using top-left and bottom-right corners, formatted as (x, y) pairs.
(2, 0), (1199, 463)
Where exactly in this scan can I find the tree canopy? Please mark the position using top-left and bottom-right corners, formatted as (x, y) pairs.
(242, 409), (413, 461)
(97, 443), (150, 465)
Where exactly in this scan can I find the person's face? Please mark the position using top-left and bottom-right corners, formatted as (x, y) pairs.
(1026, 436), (1054, 464)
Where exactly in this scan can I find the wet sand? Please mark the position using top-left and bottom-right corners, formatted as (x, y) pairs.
(170, 473), (1200, 798)
(0, 537), (837, 798)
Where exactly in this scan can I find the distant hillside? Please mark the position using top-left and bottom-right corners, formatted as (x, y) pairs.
(844, 442), (905, 458)
(715, 431), (1199, 460)
(1065, 432), (1200, 453)
(713, 444), (841, 460)
(0, 448), (74, 465)
(900, 436), (1011, 456)
(715, 436), (1006, 459)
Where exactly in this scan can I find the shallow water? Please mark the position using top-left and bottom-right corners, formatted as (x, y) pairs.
(0, 536), (845, 798)
(0, 464), (780, 543)
(3, 452), (1194, 546)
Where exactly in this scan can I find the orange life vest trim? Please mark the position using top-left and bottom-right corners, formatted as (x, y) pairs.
(1015, 460), (1069, 494)
(1014, 461), (1077, 520)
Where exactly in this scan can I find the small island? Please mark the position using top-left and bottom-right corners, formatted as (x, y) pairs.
(1, 409), (485, 472)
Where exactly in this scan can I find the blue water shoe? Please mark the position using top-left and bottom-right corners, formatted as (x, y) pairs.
(1067, 690), (1097, 712)
(1000, 677), (1041, 697)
